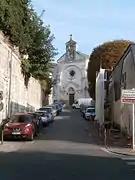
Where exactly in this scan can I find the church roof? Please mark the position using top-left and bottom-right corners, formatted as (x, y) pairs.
(57, 35), (89, 63)
(65, 34), (76, 45)
(76, 51), (89, 59)
(57, 51), (89, 63)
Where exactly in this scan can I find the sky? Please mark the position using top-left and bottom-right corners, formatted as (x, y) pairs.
(32, 0), (135, 61)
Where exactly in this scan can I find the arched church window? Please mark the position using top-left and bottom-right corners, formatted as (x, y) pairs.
(69, 70), (75, 77)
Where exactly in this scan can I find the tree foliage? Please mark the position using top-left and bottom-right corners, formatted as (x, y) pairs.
(0, 0), (57, 94)
(87, 40), (133, 99)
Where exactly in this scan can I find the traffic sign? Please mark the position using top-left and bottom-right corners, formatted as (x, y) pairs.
(121, 89), (135, 104)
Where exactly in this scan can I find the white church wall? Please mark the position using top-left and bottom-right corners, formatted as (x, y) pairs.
(52, 35), (90, 104)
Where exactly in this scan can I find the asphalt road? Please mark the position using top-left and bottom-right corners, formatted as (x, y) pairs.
(0, 107), (135, 180)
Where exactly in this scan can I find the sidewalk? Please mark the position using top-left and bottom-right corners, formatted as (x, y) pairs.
(107, 147), (135, 156)
(88, 120), (135, 156)
(107, 129), (135, 156)
(0, 141), (25, 152)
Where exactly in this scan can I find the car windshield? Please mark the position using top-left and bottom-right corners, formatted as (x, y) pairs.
(39, 107), (48, 111)
(36, 111), (47, 116)
(55, 105), (59, 109)
(51, 105), (56, 110)
(43, 107), (52, 113)
(55, 104), (59, 108)
(86, 108), (95, 113)
(28, 113), (37, 118)
(10, 115), (32, 123)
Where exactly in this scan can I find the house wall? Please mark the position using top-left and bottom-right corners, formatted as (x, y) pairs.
(109, 47), (135, 134)
(0, 33), (42, 122)
(121, 50), (135, 133)
(109, 53), (124, 128)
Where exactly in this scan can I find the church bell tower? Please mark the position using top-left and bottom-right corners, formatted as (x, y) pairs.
(65, 34), (76, 60)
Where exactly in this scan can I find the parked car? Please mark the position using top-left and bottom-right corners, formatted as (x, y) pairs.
(36, 111), (50, 127)
(80, 105), (88, 118)
(39, 107), (54, 123)
(80, 104), (83, 112)
(84, 107), (95, 121)
(50, 104), (58, 116)
(72, 101), (80, 109)
(39, 106), (57, 117)
(56, 102), (63, 112)
(53, 103), (61, 115)
(28, 112), (43, 133)
(3, 113), (38, 141)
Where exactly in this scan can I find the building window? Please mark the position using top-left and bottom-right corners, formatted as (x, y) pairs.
(69, 70), (75, 77)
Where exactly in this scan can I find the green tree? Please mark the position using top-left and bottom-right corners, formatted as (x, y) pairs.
(87, 40), (133, 99)
(0, 0), (31, 53)
(0, 0), (57, 94)
(21, 10), (57, 89)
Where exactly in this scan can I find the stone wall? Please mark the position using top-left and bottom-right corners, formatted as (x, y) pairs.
(0, 33), (42, 122)
(108, 46), (135, 134)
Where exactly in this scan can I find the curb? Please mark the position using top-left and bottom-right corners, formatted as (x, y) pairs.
(106, 147), (135, 156)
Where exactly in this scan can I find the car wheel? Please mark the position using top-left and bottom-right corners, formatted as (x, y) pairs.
(28, 131), (34, 141)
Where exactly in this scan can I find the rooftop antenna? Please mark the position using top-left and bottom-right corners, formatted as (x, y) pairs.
(70, 34), (72, 40)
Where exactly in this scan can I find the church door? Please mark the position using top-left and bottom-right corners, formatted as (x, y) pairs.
(69, 94), (74, 106)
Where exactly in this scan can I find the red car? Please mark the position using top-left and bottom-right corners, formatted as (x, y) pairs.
(4, 113), (37, 141)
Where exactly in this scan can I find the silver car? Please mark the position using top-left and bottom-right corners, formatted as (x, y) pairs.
(85, 108), (95, 121)
(36, 111), (49, 127)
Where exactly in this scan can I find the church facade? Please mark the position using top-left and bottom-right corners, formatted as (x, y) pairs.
(52, 35), (90, 105)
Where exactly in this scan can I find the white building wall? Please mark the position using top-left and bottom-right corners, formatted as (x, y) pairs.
(0, 33), (42, 122)
(95, 68), (105, 125)
(54, 59), (89, 102)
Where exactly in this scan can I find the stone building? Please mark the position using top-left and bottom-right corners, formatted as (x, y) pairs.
(0, 32), (42, 122)
(52, 35), (90, 105)
(106, 44), (135, 135)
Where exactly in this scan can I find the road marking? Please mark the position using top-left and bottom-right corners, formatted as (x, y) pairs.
(100, 147), (124, 157)
(121, 156), (135, 171)
(101, 147), (135, 171)
(126, 161), (135, 165)
(122, 157), (135, 160)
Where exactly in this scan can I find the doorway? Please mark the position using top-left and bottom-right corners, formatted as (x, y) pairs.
(69, 94), (74, 106)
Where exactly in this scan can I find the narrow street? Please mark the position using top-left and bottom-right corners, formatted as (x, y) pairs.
(0, 108), (135, 180)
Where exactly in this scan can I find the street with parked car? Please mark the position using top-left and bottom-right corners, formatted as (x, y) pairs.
(1, 101), (63, 141)
(0, 105), (135, 180)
